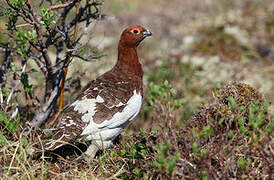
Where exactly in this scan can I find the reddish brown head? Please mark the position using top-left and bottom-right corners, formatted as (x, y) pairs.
(115, 26), (151, 77)
(119, 26), (152, 47)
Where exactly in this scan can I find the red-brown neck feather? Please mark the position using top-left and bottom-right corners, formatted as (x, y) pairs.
(114, 43), (143, 77)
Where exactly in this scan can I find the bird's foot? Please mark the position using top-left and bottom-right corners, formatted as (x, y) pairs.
(74, 144), (99, 163)
(74, 153), (90, 163)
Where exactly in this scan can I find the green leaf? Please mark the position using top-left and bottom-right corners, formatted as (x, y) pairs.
(139, 128), (145, 136)
(198, 125), (215, 138)
(265, 120), (274, 134)
(228, 130), (234, 139)
(228, 96), (236, 110)
(192, 142), (198, 154)
(40, 8), (56, 26)
(218, 118), (225, 126)
(134, 168), (141, 180)
(165, 153), (180, 174)
(238, 106), (245, 114)
(27, 30), (37, 39)
(0, 133), (9, 145)
(1, 88), (9, 100)
(237, 157), (245, 168)
(21, 138), (28, 147)
(200, 149), (207, 158)
(215, 81), (222, 90)
(10, 62), (17, 73)
(21, 73), (32, 93)
(0, 111), (18, 133)
(201, 170), (208, 180)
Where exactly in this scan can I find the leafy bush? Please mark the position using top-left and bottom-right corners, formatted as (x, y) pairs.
(189, 82), (273, 178)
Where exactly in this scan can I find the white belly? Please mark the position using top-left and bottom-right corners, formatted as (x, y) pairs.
(81, 90), (142, 141)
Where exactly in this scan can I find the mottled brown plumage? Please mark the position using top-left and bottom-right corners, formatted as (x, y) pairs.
(44, 26), (152, 159)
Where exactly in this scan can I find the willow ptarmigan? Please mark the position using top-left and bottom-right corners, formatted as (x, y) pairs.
(44, 26), (152, 159)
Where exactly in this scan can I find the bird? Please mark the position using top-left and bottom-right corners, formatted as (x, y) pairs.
(44, 26), (152, 160)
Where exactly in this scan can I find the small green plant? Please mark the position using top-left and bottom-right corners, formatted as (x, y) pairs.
(237, 157), (252, 171)
(129, 142), (148, 159)
(198, 125), (215, 139)
(0, 133), (9, 145)
(152, 140), (180, 175)
(40, 8), (56, 26)
(228, 96), (236, 110)
(0, 110), (19, 133)
(228, 130), (235, 139)
(237, 157), (245, 168)
(191, 141), (199, 155)
(238, 117), (247, 135)
(146, 80), (172, 107)
(142, 80), (187, 123)
(200, 149), (207, 158)
(134, 168), (141, 180)
(111, 131), (148, 160)
(265, 119), (274, 134)
(15, 28), (29, 58)
(1, 87), (9, 101)
(190, 82), (273, 178)
(9, 0), (26, 8)
(248, 101), (268, 130)
(201, 170), (208, 180)
(21, 73), (32, 93)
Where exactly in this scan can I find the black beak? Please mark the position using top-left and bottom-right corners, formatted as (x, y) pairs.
(136, 29), (152, 46)
(143, 29), (152, 37)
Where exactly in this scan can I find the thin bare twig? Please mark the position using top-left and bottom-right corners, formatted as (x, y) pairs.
(47, 1), (74, 11)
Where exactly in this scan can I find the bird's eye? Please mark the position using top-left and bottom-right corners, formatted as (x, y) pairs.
(131, 29), (140, 34)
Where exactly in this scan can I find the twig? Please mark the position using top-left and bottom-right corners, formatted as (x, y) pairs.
(31, 54), (47, 76)
(47, 1), (74, 11)
(11, 104), (18, 119)
(106, 164), (126, 180)
(16, 23), (33, 28)
(8, 141), (20, 173)
(72, 54), (105, 61)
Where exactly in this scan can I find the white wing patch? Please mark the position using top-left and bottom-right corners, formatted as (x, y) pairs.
(81, 90), (142, 141)
(116, 102), (125, 107)
(71, 95), (105, 123)
(66, 119), (76, 127)
(96, 96), (104, 103)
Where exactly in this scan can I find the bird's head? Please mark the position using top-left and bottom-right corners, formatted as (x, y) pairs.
(119, 26), (152, 48)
